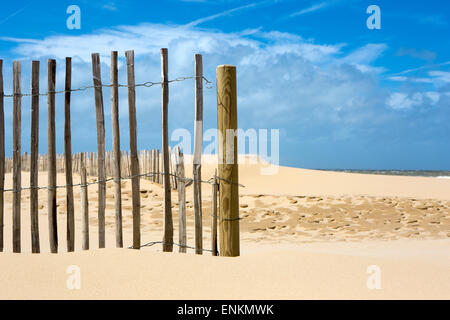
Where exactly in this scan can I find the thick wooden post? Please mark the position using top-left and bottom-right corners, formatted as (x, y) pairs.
(110, 51), (123, 248)
(161, 48), (173, 252)
(12, 61), (22, 253)
(216, 64), (239, 257)
(193, 54), (203, 254)
(30, 60), (40, 253)
(174, 147), (186, 253)
(211, 169), (218, 256)
(80, 153), (89, 250)
(0, 59), (4, 252)
(91, 53), (106, 248)
(48, 59), (58, 253)
(125, 50), (141, 249)
(64, 57), (75, 252)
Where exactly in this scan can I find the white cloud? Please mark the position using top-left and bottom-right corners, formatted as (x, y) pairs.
(0, 21), (441, 155)
(386, 92), (440, 110)
(389, 76), (408, 82)
(350, 43), (387, 63)
(428, 71), (450, 83)
(387, 70), (450, 85)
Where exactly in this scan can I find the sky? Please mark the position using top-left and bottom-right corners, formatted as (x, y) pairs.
(0, 0), (449, 170)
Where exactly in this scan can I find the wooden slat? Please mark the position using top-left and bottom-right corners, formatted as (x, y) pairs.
(30, 60), (40, 253)
(175, 147), (186, 253)
(91, 53), (106, 248)
(48, 59), (58, 253)
(168, 146), (174, 189)
(211, 169), (218, 256)
(80, 153), (89, 250)
(0, 59), (4, 252)
(110, 51), (123, 248)
(151, 150), (156, 182)
(161, 48), (173, 252)
(12, 61), (22, 253)
(157, 150), (160, 184)
(64, 57), (75, 252)
(193, 54), (203, 254)
(216, 64), (240, 257)
(125, 50), (141, 249)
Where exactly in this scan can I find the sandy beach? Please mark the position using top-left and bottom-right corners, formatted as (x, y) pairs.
(0, 156), (449, 299)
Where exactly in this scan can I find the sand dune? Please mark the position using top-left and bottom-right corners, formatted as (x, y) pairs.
(0, 157), (449, 299)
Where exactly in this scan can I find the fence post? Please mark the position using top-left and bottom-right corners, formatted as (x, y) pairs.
(175, 147), (186, 253)
(12, 61), (22, 253)
(211, 169), (218, 256)
(30, 60), (40, 253)
(48, 59), (58, 253)
(216, 64), (239, 257)
(91, 53), (106, 249)
(111, 51), (123, 248)
(125, 50), (141, 250)
(161, 48), (173, 252)
(80, 153), (89, 250)
(0, 59), (4, 252)
(64, 57), (75, 252)
(193, 54), (203, 254)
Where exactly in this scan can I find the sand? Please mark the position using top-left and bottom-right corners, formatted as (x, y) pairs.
(0, 156), (449, 299)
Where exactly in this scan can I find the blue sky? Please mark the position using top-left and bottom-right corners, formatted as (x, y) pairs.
(0, 0), (449, 170)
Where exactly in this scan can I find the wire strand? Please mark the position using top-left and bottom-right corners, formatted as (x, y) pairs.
(1, 75), (213, 98)
(0, 169), (244, 192)
(128, 240), (217, 254)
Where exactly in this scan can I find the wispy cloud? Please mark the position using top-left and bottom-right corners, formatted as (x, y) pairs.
(388, 69), (450, 85)
(0, 1), (34, 26)
(339, 43), (388, 74)
(428, 71), (450, 83)
(387, 61), (450, 84)
(288, 1), (329, 18)
(396, 48), (436, 61)
(102, 2), (118, 11)
(185, 1), (267, 27)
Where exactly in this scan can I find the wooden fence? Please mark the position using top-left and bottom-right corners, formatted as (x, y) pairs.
(0, 49), (240, 256)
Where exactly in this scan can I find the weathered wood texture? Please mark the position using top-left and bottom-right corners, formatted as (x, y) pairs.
(110, 51), (123, 248)
(211, 169), (218, 256)
(80, 153), (89, 250)
(30, 60), (40, 253)
(193, 54), (203, 254)
(125, 50), (141, 249)
(161, 48), (173, 252)
(91, 53), (106, 248)
(48, 59), (58, 253)
(12, 61), (22, 253)
(216, 65), (240, 257)
(175, 147), (186, 253)
(64, 57), (75, 252)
